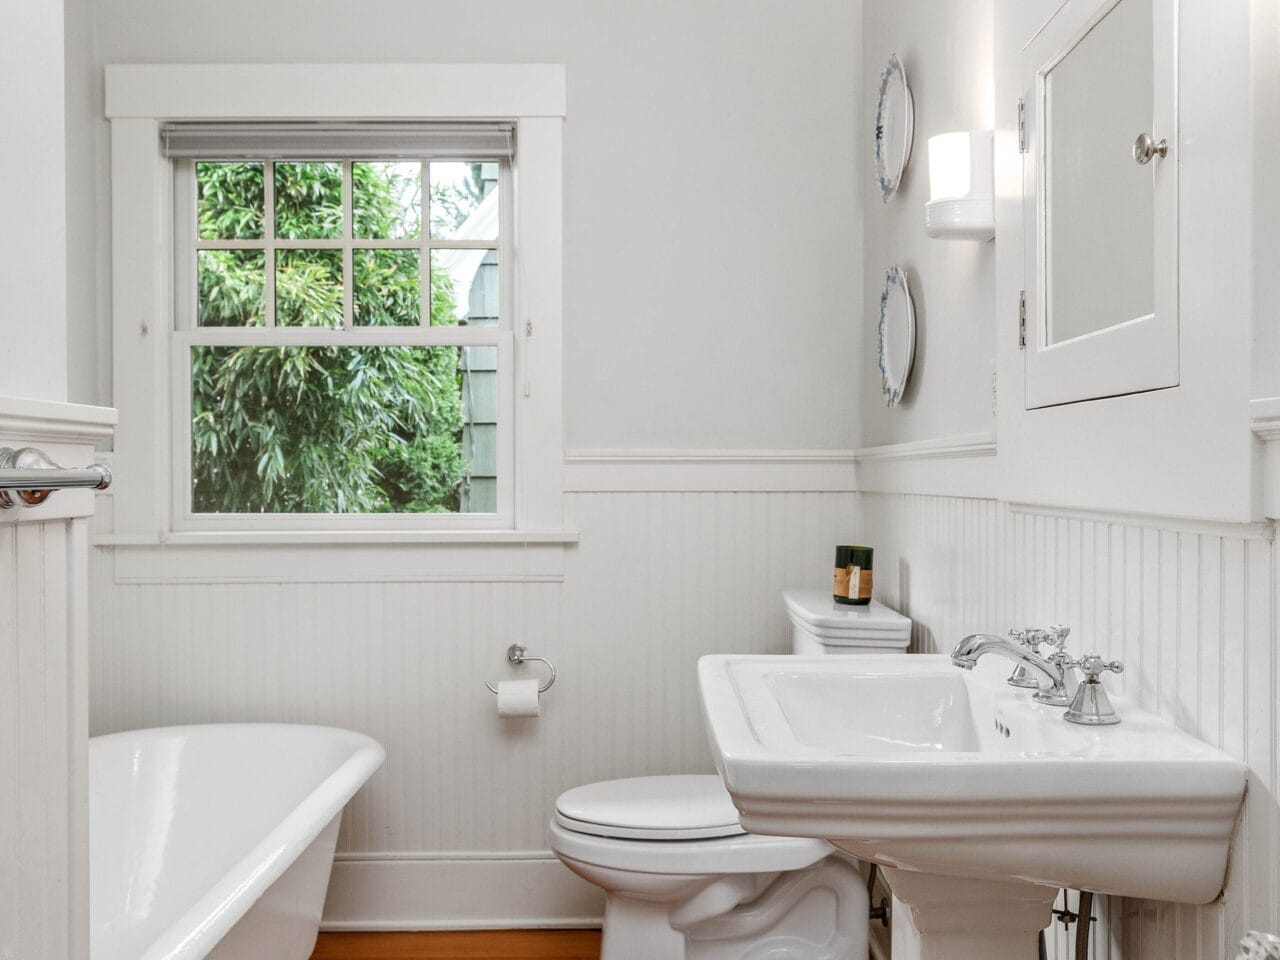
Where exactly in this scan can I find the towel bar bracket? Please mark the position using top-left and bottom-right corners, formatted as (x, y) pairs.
(0, 446), (112, 509)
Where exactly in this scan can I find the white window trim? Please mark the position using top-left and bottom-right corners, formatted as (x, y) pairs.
(105, 64), (567, 547)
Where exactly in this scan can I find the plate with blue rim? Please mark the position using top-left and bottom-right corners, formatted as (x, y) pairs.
(878, 265), (915, 407)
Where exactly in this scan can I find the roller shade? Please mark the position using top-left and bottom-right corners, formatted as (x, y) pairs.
(159, 122), (515, 160)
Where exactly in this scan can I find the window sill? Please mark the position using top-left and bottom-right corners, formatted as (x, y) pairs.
(93, 528), (578, 584)
(93, 529), (579, 547)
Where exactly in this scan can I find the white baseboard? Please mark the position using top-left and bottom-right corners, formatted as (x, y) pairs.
(321, 854), (605, 930)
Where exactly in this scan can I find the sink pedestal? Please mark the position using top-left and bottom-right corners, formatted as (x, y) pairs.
(879, 867), (1058, 960)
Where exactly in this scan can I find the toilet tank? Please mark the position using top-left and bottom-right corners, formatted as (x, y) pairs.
(783, 589), (912, 655)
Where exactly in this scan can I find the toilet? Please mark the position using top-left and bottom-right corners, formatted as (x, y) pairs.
(548, 590), (911, 960)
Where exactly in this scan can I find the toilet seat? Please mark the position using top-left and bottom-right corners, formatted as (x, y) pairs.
(549, 775), (833, 876)
(555, 775), (746, 840)
(549, 820), (833, 876)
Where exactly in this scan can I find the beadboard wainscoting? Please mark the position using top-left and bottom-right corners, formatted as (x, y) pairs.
(1, 399), (115, 960)
(1, 519), (91, 960)
(88, 489), (858, 929)
(858, 492), (1279, 960)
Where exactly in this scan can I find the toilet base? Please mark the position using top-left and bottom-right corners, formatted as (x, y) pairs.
(592, 856), (868, 960)
(601, 897), (686, 960)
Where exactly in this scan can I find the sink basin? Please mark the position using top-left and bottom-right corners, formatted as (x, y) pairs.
(699, 653), (1247, 957)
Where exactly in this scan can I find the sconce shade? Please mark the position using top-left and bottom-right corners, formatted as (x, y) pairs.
(925, 129), (995, 241)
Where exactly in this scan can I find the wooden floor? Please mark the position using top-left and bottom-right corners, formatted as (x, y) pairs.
(310, 930), (602, 960)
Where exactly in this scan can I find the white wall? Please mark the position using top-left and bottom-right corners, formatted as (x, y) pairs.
(1251, 0), (1280, 402)
(64, 0), (106, 414)
(1, 0), (69, 402)
(90, 489), (858, 926)
(0, 3), (101, 958)
(71, 0), (868, 927)
(859, 0), (994, 448)
(993, 0), (1257, 521)
(66, 0), (863, 452)
(860, 493), (1279, 959)
(858, 0), (1280, 955)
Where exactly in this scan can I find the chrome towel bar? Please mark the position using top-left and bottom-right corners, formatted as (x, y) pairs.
(0, 446), (112, 508)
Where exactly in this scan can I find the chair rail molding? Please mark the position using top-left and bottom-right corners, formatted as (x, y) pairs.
(852, 431), (997, 499)
(0, 396), (116, 524)
(0, 395), (116, 446)
(1007, 500), (1275, 542)
(852, 432), (997, 461)
(563, 449), (857, 492)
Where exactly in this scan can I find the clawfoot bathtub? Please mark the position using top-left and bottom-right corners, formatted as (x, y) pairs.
(91, 723), (384, 960)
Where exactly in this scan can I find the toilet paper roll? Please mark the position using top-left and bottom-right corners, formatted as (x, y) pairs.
(495, 678), (541, 718)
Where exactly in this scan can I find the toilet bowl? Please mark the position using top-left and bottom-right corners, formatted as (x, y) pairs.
(548, 591), (911, 960)
(550, 776), (866, 960)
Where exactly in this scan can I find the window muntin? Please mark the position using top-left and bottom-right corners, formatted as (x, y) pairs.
(174, 157), (511, 525)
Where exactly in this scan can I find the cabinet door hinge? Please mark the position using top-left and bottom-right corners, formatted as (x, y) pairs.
(1018, 290), (1027, 349)
(1017, 99), (1027, 154)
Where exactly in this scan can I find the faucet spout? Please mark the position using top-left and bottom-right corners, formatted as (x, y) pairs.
(951, 634), (1061, 694)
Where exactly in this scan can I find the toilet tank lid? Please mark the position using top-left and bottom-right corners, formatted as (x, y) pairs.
(555, 775), (746, 840)
(783, 590), (911, 636)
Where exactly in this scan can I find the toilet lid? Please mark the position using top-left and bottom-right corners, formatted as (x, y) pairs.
(784, 590), (912, 642)
(554, 775), (747, 840)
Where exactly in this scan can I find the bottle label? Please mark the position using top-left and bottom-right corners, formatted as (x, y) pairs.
(834, 565), (874, 599)
(833, 565), (851, 597)
(856, 567), (873, 599)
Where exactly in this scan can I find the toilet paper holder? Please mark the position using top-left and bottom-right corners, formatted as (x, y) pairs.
(484, 644), (557, 695)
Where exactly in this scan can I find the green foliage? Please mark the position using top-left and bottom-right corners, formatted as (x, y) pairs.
(191, 160), (480, 514)
(430, 164), (486, 237)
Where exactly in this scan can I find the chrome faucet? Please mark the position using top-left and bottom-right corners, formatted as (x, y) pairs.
(950, 633), (1076, 706)
(1063, 656), (1125, 725)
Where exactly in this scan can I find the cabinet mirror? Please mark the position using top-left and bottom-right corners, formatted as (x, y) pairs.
(1023, 0), (1177, 408)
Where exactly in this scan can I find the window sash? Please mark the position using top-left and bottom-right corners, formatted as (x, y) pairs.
(172, 155), (514, 528)
(174, 159), (510, 332)
(172, 328), (514, 530)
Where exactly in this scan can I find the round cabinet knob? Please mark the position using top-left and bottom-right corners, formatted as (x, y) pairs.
(1133, 133), (1169, 165)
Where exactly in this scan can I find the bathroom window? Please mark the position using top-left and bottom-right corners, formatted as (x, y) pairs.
(168, 127), (515, 527)
(105, 65), (567, 551)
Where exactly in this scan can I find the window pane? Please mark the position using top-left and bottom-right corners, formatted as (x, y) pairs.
(430, 248), (499, 327)
(276, 249), (344, 327)
(459, 346), (497, 513)
(197, 250), (265, 326)
(274, 162), (343, 240)
(191, 345), (488, 514)
(197, 162), (264, 240)
(429, 162), (499, 240)
(353, 162), (421, 239)
(353, 249), (420, 326)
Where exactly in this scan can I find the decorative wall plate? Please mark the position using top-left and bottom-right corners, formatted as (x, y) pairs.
(878, 265), (915, 407)
(875, 54), (915, 202)
(1235, 932), (1280, 960)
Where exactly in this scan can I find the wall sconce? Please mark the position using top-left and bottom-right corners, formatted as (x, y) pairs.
(925, 130), (995, 241)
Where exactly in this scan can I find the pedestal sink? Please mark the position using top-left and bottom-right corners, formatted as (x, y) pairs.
(698, 654), (1247, 960)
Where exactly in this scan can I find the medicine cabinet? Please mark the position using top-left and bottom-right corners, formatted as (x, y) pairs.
(1021, 0), (1177, 408)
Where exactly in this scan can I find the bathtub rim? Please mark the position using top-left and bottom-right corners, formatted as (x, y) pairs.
(91, 722), (385, 960)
